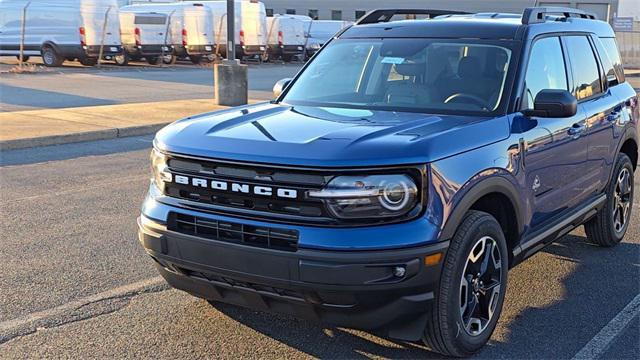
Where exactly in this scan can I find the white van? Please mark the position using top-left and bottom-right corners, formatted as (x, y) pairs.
(120, 3), (214, 64)
(265, 15), (308, 62)
(0, 0), (122, 66)
(305, 20), (352, 59)
(186, 0), (267, 60)
(118, 10), (171, 65)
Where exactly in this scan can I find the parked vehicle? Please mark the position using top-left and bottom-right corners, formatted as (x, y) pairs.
(120, 2), (214, 65)
(185, 0), (267, 60)
(0, 0), (122, 67)
(304, 20), (351, 59)
(138, 8), (638, 357)
(265, 15), (307, 62)
(118, 10), (170, 65)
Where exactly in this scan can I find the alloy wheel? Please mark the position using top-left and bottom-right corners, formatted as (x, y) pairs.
(613, 167), (632, 233)
(459, 236), (502, 336)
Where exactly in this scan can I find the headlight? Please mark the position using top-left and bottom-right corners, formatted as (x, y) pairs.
(308, 174), (419, 219)
(150, 148), (172, 191)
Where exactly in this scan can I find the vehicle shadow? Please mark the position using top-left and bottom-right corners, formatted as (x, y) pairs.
(211, 232), (639, 359)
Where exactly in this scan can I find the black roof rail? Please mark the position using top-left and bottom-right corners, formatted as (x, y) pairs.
(355, 9), (470, 25)
(522, 6), (597, 25)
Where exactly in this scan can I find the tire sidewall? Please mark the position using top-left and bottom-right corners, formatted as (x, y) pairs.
(42, 47), (56, 66)
(442, 213), (509, 353)
(606, 154), (634, 241)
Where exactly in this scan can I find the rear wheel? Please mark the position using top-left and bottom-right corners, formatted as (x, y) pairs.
(190, 55), (203, 64)
(423, 210), (508, 357)
(146, 56), (161, 65)
(16, 55), (30, 62)
(585, 153), (634, 247)
(79, 57), (97, 66)
(41, 46), (63, 67)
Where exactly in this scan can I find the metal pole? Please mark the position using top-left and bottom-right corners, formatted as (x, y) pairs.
(97, 6), (112, 69)
(19, 2), (31, 69)
(215, 13), (227, 59)
(162, 10), (175, 67)
(226, 0), (235, 60)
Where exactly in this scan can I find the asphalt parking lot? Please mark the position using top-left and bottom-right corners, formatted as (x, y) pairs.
(0, 58), (639, 359)
(0, 56), (302, 112)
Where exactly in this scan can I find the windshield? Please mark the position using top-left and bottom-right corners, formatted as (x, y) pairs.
(282, 38), (513, 114)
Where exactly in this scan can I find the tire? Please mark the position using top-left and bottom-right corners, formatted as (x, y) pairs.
(162, 54), (177, 65)
(79, 57), (97, 66)
(16, 55), (29, 62)
(260, 52), (270, 63)
(190, 55), (203, 64)
(41, 46), (63, 67)
(146, 56), (161, 65)
(423, 210), (509, 357)
(114, 52), (129, 66)
(585, 153), (634, 247)
(282, 54), (294, 63)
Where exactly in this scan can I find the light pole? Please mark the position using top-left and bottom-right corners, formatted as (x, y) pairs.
(213, 0), (247, 106)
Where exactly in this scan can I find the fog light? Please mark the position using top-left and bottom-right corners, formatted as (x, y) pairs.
(393, 266), (406, 278)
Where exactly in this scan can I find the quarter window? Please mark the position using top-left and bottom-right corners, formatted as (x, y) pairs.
(600, 37), (625, 83)
(523, 37), (568, 109)
(564, 36), (603, 100)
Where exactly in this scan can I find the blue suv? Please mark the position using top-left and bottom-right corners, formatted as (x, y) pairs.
(138, 8), (638, 357)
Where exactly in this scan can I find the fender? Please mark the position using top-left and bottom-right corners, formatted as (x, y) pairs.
(41, 41), (60, 53)
(440, 175), (525, 242)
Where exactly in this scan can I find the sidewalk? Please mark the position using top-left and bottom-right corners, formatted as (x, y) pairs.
(0, 99), (239, 150)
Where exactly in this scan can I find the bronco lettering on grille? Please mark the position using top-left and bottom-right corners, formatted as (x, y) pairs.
(173, 175), (298, 199)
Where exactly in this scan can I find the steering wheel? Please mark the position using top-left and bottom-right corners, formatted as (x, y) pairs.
(444, 93), (492, 111)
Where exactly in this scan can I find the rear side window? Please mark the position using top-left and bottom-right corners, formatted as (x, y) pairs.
(564, 36), (602, 100)
(135, 15), (167, 25)
(592, 37), (618, 87)
(523, 37), (568, 109)
(599, 37), (625, 83)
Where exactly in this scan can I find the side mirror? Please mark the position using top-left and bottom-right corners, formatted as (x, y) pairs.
(273, 78), (292, 99)
(523, 89), (577, 118)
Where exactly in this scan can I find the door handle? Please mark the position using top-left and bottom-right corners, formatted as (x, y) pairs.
(568, 123), (586, 138)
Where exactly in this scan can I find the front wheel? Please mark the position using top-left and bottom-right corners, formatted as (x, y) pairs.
(423, 210), (508, 357)
(162, 54), (177, 65)
(585, 153), (634, 247)
(114, 52), (129, 66)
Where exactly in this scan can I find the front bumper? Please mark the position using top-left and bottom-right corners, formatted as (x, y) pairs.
(138, 192), (448, 340)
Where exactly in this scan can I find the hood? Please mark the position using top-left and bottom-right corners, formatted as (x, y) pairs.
(154, 102), (511, 167)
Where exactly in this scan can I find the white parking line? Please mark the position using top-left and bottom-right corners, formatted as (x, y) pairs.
(571, 293), (640, 359)
(0, 276), (165, 340)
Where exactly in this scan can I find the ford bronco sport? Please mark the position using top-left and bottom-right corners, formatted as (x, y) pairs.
(138, 8), (638, 357)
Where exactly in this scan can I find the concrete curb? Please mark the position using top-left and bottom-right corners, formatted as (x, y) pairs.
(0, 123), (170, 151)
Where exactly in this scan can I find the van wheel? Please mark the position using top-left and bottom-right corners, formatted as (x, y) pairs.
(114, 52), (129, 66)
(162, 54), (177, 65)
(16, 55), (30, 62)
(190, 55), (203, 64)
(585, 153), (634, 247)
(282, 54), (293, 62)
(79, 57), (97, 66)
(260, 52), (270, 63)
(423, 210), (508, 357)
(41, 46), (63, 67)
(146, 56), (161, 65)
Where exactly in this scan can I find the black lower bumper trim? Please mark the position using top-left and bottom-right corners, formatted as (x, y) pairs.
(138, 216), (448, 340)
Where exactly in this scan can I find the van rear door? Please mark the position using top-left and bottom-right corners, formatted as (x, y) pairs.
(240, 1), (266, 47)
(184, 6), (214, 47)
(134, 13), (167, 46)
(80, 1), (121, 46)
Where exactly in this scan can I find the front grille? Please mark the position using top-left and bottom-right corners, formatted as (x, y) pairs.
(164, 156), (332, 221)
(168, 212), (299, 252)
